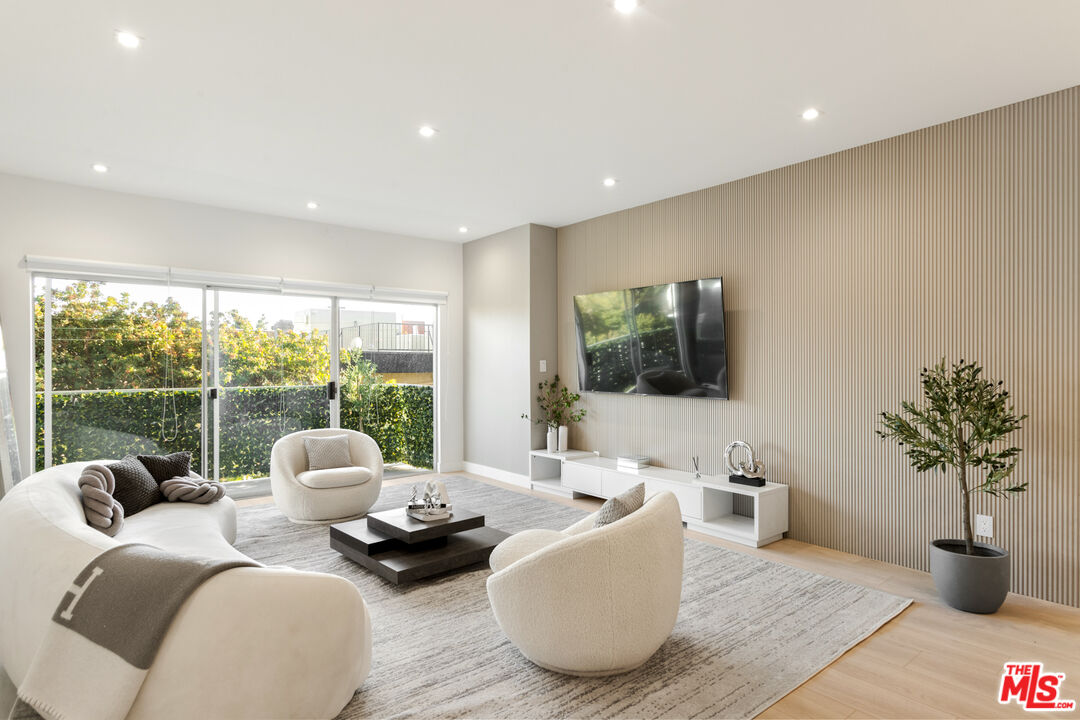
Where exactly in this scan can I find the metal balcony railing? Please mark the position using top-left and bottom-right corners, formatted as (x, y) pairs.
(341, 322), (434, 352)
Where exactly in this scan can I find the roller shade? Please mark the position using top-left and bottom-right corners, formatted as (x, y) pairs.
(22, 256), (448, 305)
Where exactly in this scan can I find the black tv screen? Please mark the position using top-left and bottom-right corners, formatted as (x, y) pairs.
(573, 277), (728, 399)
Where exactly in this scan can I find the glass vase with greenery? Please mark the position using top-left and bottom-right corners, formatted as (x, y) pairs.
(521, 374), (586, 430)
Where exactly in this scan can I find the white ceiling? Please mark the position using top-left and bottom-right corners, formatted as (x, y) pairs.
(1, 1), (1078, 242)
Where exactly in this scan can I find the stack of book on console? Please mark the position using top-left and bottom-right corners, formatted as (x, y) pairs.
(406, 503), (452, 522)
(616, 455), (650, 470)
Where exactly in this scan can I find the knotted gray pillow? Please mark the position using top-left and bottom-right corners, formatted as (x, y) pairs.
(159, 475), (227, 504)
(78, 464), (125, 537)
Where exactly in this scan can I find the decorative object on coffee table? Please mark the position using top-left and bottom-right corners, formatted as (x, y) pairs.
(878, 358), (1027, 614)
(406, 479), (452, 521)
(724, 441), (767, 487)
(521, 374), (586, 454)
(331, 505), (508, 585)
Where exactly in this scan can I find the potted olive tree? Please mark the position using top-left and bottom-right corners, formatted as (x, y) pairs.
(877, 359), (1027, 614)
(522, 375), (586, 453)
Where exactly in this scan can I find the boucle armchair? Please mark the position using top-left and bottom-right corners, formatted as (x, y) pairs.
(270, 428), (383, 523)
(486, 491), (684, 676)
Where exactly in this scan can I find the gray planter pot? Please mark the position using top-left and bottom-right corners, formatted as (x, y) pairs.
(929, 539), (1010, 614)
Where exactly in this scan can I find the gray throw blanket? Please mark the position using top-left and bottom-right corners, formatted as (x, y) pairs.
(10, 544), (258, 720)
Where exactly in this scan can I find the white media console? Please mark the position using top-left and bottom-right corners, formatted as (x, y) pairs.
(528, 449), (789, 547)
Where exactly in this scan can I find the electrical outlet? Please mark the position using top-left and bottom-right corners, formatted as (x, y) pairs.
(539, 360), (547, 372)
(976, 514), (993, 538)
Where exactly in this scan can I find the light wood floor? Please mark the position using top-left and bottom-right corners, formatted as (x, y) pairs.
(227, 470), (1080, 718)
(3, 474), (1072, 719)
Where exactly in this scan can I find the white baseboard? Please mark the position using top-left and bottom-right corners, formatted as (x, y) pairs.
(462, 461), (530, 489)
(224, 476), (271, 500)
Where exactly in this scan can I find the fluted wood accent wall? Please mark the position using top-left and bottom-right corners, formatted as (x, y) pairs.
(557, 86), (1079, 607)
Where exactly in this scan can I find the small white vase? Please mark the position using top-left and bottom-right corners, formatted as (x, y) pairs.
(546, 427), (558, 453)
(558, 425), (568, 452)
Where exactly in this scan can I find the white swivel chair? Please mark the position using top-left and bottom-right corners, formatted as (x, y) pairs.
(270, 428), (383, 523)
(486, 491), (684, 676)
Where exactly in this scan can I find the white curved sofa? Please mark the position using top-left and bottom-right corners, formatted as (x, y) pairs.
(0, 462), (371, 719)
(486, 491), (684, 676)
(270, 429), (383, 523)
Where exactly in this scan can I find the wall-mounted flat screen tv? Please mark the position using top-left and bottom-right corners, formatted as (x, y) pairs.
(573, 277), (728, 399)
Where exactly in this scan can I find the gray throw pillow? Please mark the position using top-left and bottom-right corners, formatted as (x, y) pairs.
(593, 483), (645, 528)
(137, 451), (192, 482)
(304, 435), (352, 470)
(105, 455), (162, 516)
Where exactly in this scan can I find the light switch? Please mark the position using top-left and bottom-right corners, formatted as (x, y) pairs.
(539, 360), (547, 372)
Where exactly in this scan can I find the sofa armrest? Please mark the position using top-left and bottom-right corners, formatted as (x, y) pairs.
(562, 510), (600, 536)
(486, 492), (684, 675)
(129, 567), (371, 720)
(487, 530), (620, 671)
(347, 433), (385, 481)
(489, 529), (565, 573)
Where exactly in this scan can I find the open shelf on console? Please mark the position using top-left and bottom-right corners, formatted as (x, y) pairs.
(527, 449), (788, 547)
(693, 513), (756, 541)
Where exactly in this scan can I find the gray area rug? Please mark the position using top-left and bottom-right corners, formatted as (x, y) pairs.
(235, 476), (911, 719)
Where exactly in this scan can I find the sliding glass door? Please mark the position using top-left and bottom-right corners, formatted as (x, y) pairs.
(339, 299), (436, 475)
(208, 291), (331, 482)
(34, 278), (204, 468)
(34, 275), (438, 480)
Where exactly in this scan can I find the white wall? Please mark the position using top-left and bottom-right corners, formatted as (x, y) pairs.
(528, 226), (558, 453)
(0, 172), (464, 478)
(462, 224), (557, 480)
(462, 225), (532, 477)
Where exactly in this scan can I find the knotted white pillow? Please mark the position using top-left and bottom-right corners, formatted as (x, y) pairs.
(78, 464), (125, 537)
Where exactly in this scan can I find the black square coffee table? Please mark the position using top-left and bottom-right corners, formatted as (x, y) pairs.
(330, 508), (509, 585)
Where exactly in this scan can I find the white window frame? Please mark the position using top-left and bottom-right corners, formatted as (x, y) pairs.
(28, 257), (445, 479)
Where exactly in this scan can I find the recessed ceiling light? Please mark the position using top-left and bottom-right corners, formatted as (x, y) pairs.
(306, 201), (319, 210)
(603, 177), (617, 187)
(801, 107), (820, 121)
(92, 163), (109, 174)
(115, 30), (141, 49)
(458, 226), (468, 234)
(418, 125), (438, 138)
(614, 0), (639, 13)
